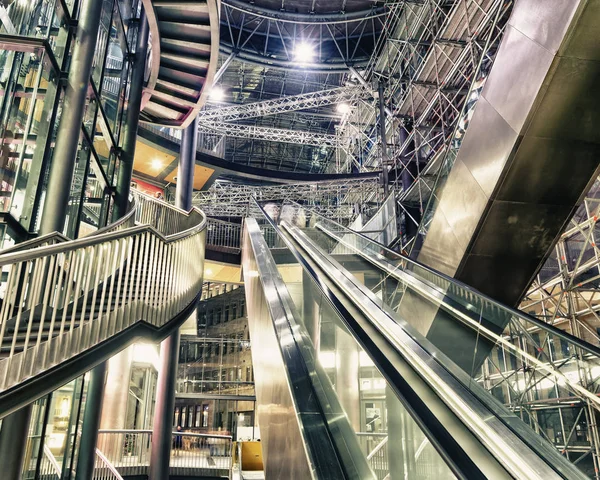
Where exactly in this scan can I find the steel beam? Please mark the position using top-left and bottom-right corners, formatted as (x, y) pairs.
(197, 121), (340, 147)
(199, 85), (370, 123)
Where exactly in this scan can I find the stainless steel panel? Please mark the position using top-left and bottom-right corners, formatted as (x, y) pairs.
(242, 219), (372, 480)
(507, 1), (580, 54)
(525, 55), (600, 144)
(418, 0), (600, 309)
(429, 158), (489, 258)
(456, 97), (519, 198)
(242, 233), (316, 480)
(480, 25), (554, 133)
(417, 206), (464, 277)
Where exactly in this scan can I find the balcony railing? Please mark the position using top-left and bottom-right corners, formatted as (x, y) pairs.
(96, 429), (233, 479)
(206, 218), (242, 253)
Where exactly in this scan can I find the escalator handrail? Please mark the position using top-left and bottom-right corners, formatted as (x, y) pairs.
(315, 222), (600, 411)
(283, 199), (600, 359)
(0, 191), (206, 266)
(252, 199), (565, 480)
(272, 212), (585, 479)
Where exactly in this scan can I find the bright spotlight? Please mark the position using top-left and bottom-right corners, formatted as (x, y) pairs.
(151, 158), (163, 170)
(210, 86), (225, 102)
(294, 42), (315, 63)
(337, 103), (351, 114)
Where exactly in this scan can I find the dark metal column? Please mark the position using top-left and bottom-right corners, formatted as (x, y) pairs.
(0, 405), (32, 480)
(39, 0), (104, 235)
(114, 8), (150, 220)
(74, 362), (107, 479)
(175, 117), (198, 211)
(150, 117), (197, 480)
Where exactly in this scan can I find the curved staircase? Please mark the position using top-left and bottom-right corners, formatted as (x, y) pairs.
(0, 190), (207, 418)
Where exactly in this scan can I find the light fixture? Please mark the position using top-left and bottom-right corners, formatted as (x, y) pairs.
(337, 103), (351, 114)
(151, 158), (163, 170)
(210, 86), (225, 102)
(294, 42), (315, 63)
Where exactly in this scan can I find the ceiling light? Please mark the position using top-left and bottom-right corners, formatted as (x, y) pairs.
(210, 86), (225, 102)
(151, 158), (163, 170)
(294, 42), (315, 63)
(337, 103), (351, 114)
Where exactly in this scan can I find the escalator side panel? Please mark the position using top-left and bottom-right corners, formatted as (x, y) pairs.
(242, 220), (365, 479)
(418, 0), (600, 307)
(242, 247), (316, 480)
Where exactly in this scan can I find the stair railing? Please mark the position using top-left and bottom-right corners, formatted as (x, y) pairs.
(0, 190), (206, 395)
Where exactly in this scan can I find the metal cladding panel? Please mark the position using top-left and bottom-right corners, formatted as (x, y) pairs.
(418, 0), (600, 309)
(241, 226), (316, 480)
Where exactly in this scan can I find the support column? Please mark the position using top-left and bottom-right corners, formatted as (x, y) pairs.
(39, 0), (104, 235)
(74, 362), (107, 479)
(0, 405), (32, 480)
(100, 347), (133, 429)
(386, 386), (415, 480)
(114, 8), (150, 220)
(150, 118), (197, 480)
(176, 116), (198, 211)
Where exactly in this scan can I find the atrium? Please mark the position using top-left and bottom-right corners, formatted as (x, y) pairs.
(0, 0), (598, 479)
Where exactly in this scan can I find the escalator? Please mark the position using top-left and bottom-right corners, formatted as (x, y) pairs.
(243, 199), (599, 478)
(0, 190), (206, 418)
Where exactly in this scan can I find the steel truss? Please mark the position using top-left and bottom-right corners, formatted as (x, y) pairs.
(334, 0), (511, 234)
(198, 85), (371, 123)
(193, 178), (383, 219)
(197, 121), (340, 147)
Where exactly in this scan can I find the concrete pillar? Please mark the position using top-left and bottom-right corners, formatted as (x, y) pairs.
(386, 386), (416, 479)
(100, 347), (133, 429)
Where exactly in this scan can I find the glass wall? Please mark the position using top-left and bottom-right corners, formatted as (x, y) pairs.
(22, 376), (87, 479)
(175, 285), (258, 441)
(0, 0), (140, 241)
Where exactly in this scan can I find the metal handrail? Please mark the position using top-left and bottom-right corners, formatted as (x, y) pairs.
(0, 195), (205, 265)
(96, 428), (233, 479)
(95, 448), (124, 480)
(43, 444), (61, 476)
(0, 192), (139, 257)
(98, 428), (232, 440)
(284, 199), (600, 359)
(252, 198), (586, 479)
(366, 436), (388, 461)
(0, 190), (207, 396)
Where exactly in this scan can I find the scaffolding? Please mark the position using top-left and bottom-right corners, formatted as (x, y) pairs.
(335, 0), (512, 248)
